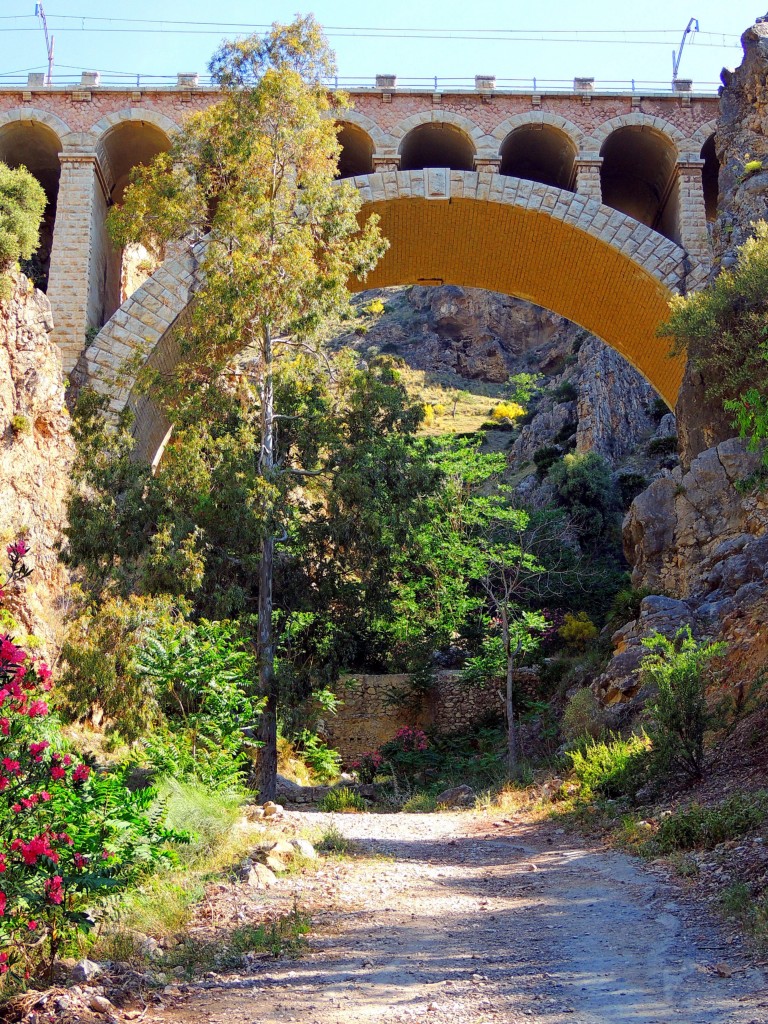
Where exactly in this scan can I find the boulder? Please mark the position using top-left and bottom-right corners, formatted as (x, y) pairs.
(435, 784), (476, 808)
(245, 863), (277, 889)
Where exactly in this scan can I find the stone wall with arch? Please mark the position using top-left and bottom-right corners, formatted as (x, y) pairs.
(83, 170), (696, 466)
(0, 83), (718, 369)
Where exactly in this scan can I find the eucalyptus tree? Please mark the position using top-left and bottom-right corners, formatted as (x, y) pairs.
(108, 15), (386, 798)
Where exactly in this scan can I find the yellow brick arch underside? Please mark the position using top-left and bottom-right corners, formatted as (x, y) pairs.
(351, 197), (684, 407)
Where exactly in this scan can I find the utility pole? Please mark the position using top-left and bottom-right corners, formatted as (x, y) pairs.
(672, 17), (699, 82)
(34, 3), (55, 85)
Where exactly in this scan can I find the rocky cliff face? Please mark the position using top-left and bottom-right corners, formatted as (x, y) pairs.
(676, 18), (768, 467)
(0, 274), (73, 651)
(595, 15), (768, 709)
(350, 285), (660, 469)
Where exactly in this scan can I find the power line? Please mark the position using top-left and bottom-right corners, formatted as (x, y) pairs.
(0, 27), (742, 47)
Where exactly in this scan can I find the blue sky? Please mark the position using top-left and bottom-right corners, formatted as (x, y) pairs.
(0, 1), (758, 89)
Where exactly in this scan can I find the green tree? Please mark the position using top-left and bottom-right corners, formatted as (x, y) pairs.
(0, 162), (46, 299)
(107, 16), (386, 799)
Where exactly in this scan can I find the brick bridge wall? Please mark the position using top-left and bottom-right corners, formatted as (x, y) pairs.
(0, 84), (718, 375)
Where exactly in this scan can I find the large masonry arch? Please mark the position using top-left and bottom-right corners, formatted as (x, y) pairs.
(85, 170), (692, 464)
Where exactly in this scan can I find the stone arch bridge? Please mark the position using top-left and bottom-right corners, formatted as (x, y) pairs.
(0, 78), (719, 460)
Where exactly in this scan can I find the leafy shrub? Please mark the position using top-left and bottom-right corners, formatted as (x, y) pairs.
(491, 402), (525, 422)
(0, 540), (184, 981)
(548, 452), (621, 550)
(552, 420), (577, 446)
(59, 594), (181, 741)
(567, 733), (652, 800)
(653, 792), (768, 853)
(533, 445), (562, 479)
(616, 472), (648, 509)
(647, 435), (678, 456)
(432, 402), (446, 417)
(0, 163), (46, 298)
(422, 404), (435, 426)
(561, 688), (603, 742)
(649, 397), (671, 421)
(350, 749), (383, 784)
(743, 159), (764, 176)
(296, 730), (341, 783)
(362, 297), (385, 316)
(63, 611), (262, 787)
(641, 627), (726, 781)
(318, 786), (366, 812)
(9, 416), (30, 438)
(553, 380), (577, 403)
(317, 824), (353, 854)
(558, 612), (598, 651)
(605, 586), (654, 632)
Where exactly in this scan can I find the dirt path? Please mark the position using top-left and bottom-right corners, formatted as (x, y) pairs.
(155, 811), (768, 1024)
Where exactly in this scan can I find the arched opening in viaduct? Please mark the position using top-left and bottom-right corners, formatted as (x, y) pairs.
(700, 135), (719, 222)
(399, 124), (475, 172)
(99, 120), (172, 323)
(499, 125), (577, 191)
(600, 127), (680, 244)
(336, 122), (374, 178)
(0, 120), (61, 291)
(87, 174), (689, 467)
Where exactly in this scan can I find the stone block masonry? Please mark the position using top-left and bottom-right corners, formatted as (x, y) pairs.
(0, 85), (717, 377)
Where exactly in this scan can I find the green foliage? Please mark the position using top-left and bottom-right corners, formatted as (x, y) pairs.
(316, 824), (354, 854)
(647, 435), (678, 456)
(9, 415), (30, 437)
(548, 452), (621, 551)
(318, 786), (366, 812)
(295, 730), (341, 782)
(652, 792), (768, 853)
(641, 627), (726, 781)
(553, 380), (577, 403)
(558, 611), (598, 651)
(506, 372), (542, 406)
(159, 780), (243, 852)
(567, 733), (652, 800)
(605, 586), (654, 632)
(158, 907), (311, 978)
(533, 445), (561, 479)
(616, 472), (648, 509)
(560, 688), (604, 742)
(661, 221), (768, 465)
(59, 594), (183, 741)
(0, 162), (46, 297)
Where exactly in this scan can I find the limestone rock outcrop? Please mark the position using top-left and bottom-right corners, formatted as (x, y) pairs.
(676, 18), (768, 467)
(595, 439), (768, 706)
(0, 274), (74, 650)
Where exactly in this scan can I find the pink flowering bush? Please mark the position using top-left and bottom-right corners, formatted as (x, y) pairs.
(0, 540), (184, 982)
(349, 750), (383, 785)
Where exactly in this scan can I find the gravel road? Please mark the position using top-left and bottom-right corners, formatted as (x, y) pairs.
(154, 810), (768, 1024)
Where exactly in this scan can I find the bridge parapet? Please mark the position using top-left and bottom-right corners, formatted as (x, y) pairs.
(0, 84), (717, 371)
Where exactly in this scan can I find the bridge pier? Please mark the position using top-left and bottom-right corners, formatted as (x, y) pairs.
(574, 156), (603, 202)
(676, 159), (711, 287)
(46, 151), (115, 375)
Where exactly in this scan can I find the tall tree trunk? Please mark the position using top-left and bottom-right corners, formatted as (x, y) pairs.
(257, 323), (278, 802)
(501, 607), (519, 780)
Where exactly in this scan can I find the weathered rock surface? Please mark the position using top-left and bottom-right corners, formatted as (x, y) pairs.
(0, 274), (73, 651)
(676, 17), (768, 467)
(624, 438), (768, 599)
(596, 439), (768, 705)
